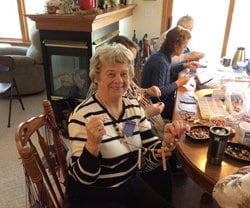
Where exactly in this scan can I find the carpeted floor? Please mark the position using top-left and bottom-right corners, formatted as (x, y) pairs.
(0, 91), (46, 208)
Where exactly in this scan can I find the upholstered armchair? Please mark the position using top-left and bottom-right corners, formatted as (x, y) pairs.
(0, 25), (45, 95)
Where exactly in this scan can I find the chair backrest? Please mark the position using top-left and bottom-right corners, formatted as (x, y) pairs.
(0, 55), (13, 80)
(0, 56), (12, 94)
(0, 55), (25, 127)
(15, 100), (68, 208)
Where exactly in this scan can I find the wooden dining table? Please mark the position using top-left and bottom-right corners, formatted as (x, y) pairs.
(173, 86), (246, 194)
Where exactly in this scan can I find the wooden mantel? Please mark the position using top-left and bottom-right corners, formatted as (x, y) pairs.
(27, 5), (136, 32)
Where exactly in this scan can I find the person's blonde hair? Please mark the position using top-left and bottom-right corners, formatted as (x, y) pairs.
(89, 43), (134, 84)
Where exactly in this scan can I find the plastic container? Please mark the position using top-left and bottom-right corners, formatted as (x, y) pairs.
(239, 121), (250, 145)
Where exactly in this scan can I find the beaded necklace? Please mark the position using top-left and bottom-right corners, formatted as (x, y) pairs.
(111, 118), (177, 171)
(96, 93), (177, 171)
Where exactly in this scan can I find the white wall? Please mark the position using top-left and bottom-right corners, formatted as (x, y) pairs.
(119, 0), (162, 42)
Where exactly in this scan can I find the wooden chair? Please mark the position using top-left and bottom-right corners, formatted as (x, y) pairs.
(15, 100), (68, 208)
(0, 55), (25, 127)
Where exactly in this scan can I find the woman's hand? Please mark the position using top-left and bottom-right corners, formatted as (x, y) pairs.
(85, 116), (106, 156)
(175, 76), (190, 87)
(184, 51), (205, 61)
(145, 102), (165, 118)
(184, 61), (201, 69)
(163, 120), (185, 150)
(154, 146), (172, 158)
(145, 85), (161, 97)
(154, 120), (185, 158)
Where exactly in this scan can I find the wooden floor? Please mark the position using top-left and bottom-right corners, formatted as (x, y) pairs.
(171, 171), (220, 208)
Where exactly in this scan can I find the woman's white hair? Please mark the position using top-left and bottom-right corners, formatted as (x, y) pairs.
(176, 15), (193, 27)
(87, 43), (134, 97)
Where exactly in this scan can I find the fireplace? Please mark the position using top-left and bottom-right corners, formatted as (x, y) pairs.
(39, 24), (119, 133)
(43, 40), (90, 100)
(27, 5), (136, 133)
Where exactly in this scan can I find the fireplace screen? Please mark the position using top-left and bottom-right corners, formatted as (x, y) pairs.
(44, 40), (90, 100)
(51, 55), (90, 99)
(43, 40), (91, 135)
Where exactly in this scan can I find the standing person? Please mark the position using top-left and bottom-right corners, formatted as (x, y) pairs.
(141, 26), (201, 121)
(66, 44), (185, 208)
(213, 166), (250, 208)
(157, 15), (204, 64)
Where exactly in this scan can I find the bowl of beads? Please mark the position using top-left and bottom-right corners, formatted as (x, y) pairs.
(210, 115), (226, 127)
(185, 125), (210, 143)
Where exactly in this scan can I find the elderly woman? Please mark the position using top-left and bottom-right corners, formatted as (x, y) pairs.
(141, 26), (201, 121)
(87, 35), (164, 123)
(157, 15), (204, 64)
(66, 44), (184, 208)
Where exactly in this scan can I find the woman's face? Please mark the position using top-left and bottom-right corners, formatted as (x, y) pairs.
(183, 22), (193, 31)
(129, 47), (137, 59)
(174, 40), (189, 56)
(96, 63), (131, 98)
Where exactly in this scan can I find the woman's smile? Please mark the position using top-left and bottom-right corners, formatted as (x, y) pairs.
(96, 63), (130, 98)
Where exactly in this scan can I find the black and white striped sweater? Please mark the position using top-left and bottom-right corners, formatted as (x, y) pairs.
(67, 95), (162, 188)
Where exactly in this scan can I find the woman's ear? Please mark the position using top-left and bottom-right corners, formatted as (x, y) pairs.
(94, 78), (98, 85)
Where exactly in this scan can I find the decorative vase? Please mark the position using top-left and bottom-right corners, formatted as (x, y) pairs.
(80, 0), (96, 10)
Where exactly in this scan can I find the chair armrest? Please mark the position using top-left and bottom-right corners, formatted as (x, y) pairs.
(10, 55), (35, 66)
(0, 46), (28, 56)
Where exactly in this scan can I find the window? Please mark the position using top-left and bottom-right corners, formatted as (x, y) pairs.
(0, 0), (21, 39)
(0, 0), (45, 45)
(171, 0), (229, 63)
(25, 0), (46, 32)
(163, 0), (250, 63)
(227, 0), (250, 59)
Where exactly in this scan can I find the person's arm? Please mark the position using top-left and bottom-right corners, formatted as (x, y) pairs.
(183, 51), (205, 61)
(145, 86), (161, 97)
(172, 51), (205, 64)
(172, 54), (185, 64)
(170, 63), (185, 79)
(144, 102), (165, 118)
(143, 57), (178, 97)
(171, 61), (200, 80)
(213, 166), (250, 208)
(67, 105), (102, 184)
(139, 108), (163, 170)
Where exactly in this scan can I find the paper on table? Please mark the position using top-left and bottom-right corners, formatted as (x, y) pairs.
(196, 68), (214, 85)
(193, 89), (215, 100)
